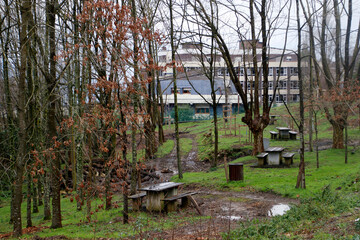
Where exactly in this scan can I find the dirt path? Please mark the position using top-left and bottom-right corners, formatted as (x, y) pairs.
(150, 133), (210, 182)
(141, 132), (300, 239)
(143, 187), (298, 239)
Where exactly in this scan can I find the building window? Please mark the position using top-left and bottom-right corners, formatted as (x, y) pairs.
(286, 56), (292, 61)
(225, 68), (230, 76)
(218, 68), (224, 76)
(290, 80), (299, 89)
(239, 67), (245, 76)
(268, 67), (273, 76)
(275, 94), (286, 103)
(247, 67), (255, 76)
(183, 87), (191, 94)
(247, 81), (255, 90)
(171, 88), (180, 94)
(276, 67), (287, 76)
(196, 108), (210, 114)
(290, 67), (298, 76)
(293, 94), (299, 102)
(275, 94), (280, 103)
(268, 81), (273, 90)
(279, 80), (287, 89)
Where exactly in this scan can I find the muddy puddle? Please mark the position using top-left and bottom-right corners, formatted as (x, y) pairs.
(268, 203), (291, 216)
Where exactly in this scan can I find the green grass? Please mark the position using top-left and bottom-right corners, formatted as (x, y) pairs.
(155, 139), (175, 158)
(3, 103), (360, 238)
(180, 138), (193, 156)
(223, 185), (360, 239)
(0, 194), (207, 239)
(173, 148), (360, 199)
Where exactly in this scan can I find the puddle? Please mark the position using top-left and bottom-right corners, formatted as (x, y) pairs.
(268, 204), (290, 216)
(219, 215), (243, 221)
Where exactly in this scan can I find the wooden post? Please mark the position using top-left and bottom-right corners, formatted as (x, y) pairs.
(234, 115), (237, 136)
(188, 195), (202, 215)
(224, 156), (229, 182)
(164, 188), (178, 212)
(239, 124), (241, 144)
(165, 201), (177, 212)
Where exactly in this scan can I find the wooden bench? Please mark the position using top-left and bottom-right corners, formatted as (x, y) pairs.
(282, 153), (295, 166)
(162, 192), (201, 214)
(129, 192), (146, 211)
(289, 131), (298, 140)
(270, 131), (279, 139)
(256, 152), (268, 166)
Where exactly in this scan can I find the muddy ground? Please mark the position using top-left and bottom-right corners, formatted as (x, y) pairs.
(140, 131), (300, 239)
(25, 129), (359, 239)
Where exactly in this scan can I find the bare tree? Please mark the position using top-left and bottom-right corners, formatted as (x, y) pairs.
(12, 0), (32, 236)
(296, 0), (305, 189)
(318, 0), (360, 149)
(187, 0), (291, 154)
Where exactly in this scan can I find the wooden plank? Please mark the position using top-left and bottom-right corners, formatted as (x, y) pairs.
(283, 153), (295, 158)
(266, 147), (284, 152)
(188, 195), (202, 215)
(256, 152), (268, 158)
(163, 192), (197, 201)
(128, 192), (146, 199)
(139, 182), (183, 192)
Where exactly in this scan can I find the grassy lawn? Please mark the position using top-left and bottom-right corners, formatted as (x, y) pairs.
(2, 104), (360, 239)
(0, 195), (206, 239)
(173, 148), (360, 199)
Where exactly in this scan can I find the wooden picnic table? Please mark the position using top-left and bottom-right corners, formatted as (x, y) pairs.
(265, 147), (285, 165)
(276, 127), (291, 140)
(139, 182), (183, 212)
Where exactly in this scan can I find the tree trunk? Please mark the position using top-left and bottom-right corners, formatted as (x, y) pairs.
(9, 186), (14, 224)
(38, 178), (43, 206)
(212, 105), (218, 169)
(76, 147), (83, 211)
(45, 0), (61, 228)
(43, 170), (51, 220)
(32, 181), (39, 213)
(314, 111), (319, 169)
(26, 173), (32, 228)
(295, 0), (305, 189)
(332, 121), (344, 149)
(345, 123), (348, 163)
(156, 71), (165, 144)
(13, 0), (31, 236)
(252, 129), (264, 154)
(123, 189), (129, 224)
(13, 167), (25, 237)
(170, 0), (182, 179)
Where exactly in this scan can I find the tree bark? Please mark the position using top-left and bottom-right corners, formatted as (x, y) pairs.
(46, 0), (61, 228)
(170, 0), (182, 179)
(13, 0), (32, 236)
(130, 0), (139, 194)
(26, 173), (32, 228)
(332, 121), (344, 149)
(38, 178), (43, 206)
(32, 181), (39, 213)
(296, 0), (306, 189)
